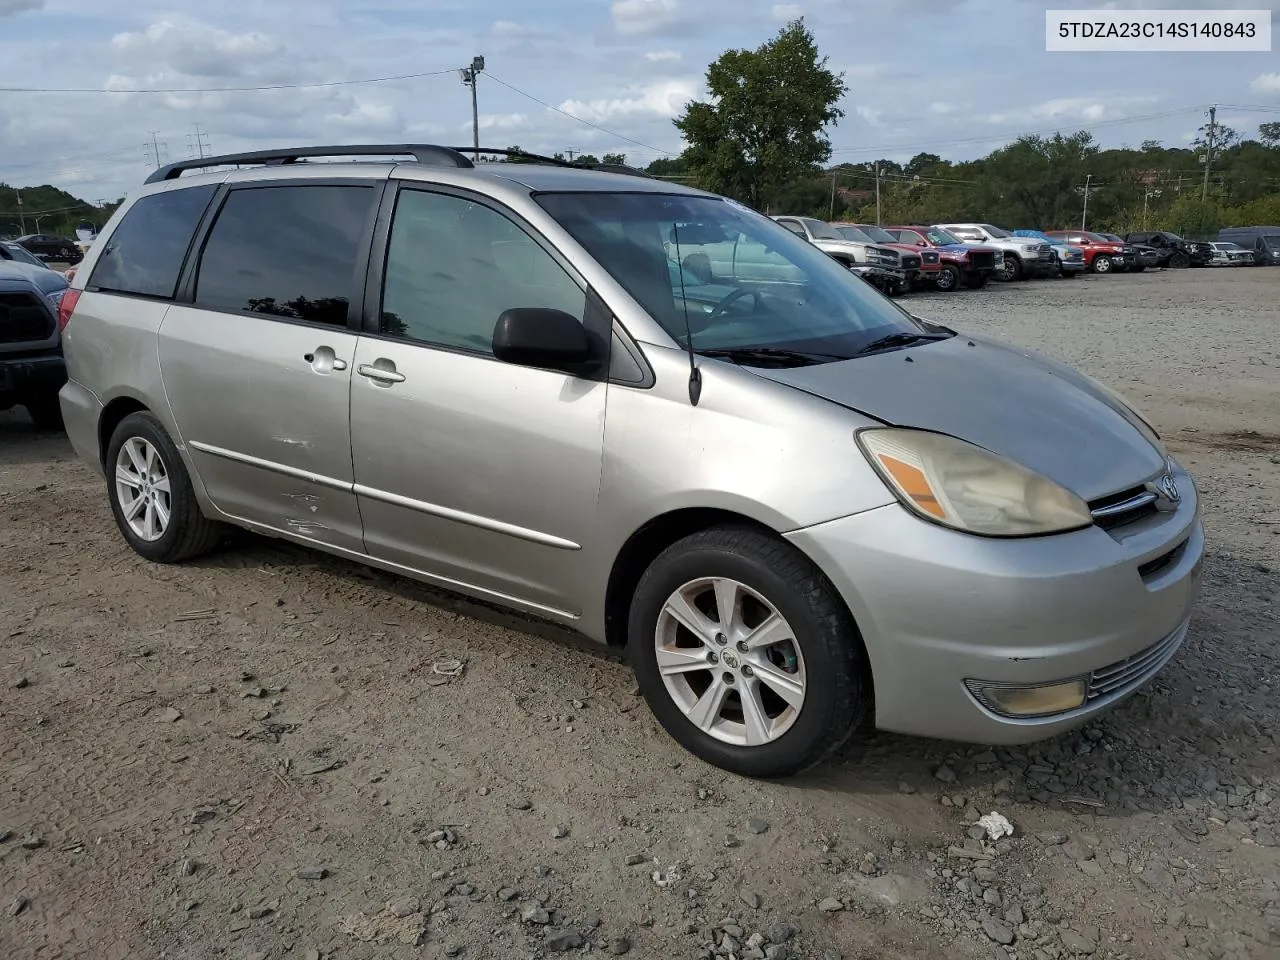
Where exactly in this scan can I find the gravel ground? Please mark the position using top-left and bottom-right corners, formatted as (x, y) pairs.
(2, 267), (1278, 960)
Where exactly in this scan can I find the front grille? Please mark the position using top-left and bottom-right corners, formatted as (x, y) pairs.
(1087, 619), (1188, 701)
(0, 292), (54, 344)
(969, 251), (996, 270)
(901, 254), (921, 270)
(1137, 538), (1188, 580)
(1088, 485), (1159, 530)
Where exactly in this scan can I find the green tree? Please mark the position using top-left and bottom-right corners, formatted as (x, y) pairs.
(675, 19), (846, 210)
(1165, 194), (1222, 239)
(1257, 122), (1280, 147)
(602, 153), (627, 166)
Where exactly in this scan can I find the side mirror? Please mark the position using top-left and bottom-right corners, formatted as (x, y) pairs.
(492, 308), (592, 372)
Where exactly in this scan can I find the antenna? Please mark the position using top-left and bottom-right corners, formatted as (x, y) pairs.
(671, 221), (701, 406)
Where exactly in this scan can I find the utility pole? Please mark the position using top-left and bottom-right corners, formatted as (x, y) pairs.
(1142, 187), (1162, 229)
(1201, 104), (1217, 202)
(829, 171), (837, 219)
(1081, 173), (1093, 230)
(874, 162), (882, 225)
(187, 122), (211, 159)
(565, 149), (578, 162)
(145, 131), (168, 169)
(16, 190), (25, 235)
(458, 56), (485, 161)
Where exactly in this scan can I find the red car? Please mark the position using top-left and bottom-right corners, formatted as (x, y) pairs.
(883, 225), (1001, 291)
(834, 222), (941, 290)
(1044, 230), (1133, 274)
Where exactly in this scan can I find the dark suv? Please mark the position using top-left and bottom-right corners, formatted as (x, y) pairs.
(1123, 231), (1212, 268)
(15, 234), (83, 265)
(0, 261), (70, 428)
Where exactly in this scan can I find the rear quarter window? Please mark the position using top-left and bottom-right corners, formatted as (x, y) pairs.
(89, 185), (217, 299)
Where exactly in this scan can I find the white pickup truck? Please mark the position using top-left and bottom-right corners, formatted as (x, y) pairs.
(936, 222), (1057, 281)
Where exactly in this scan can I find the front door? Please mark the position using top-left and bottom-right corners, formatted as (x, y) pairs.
(159, 182), (381, 553)
(349, 186), (607, 618)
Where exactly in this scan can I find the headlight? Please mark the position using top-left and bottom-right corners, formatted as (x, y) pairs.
(1076, 374), (1166, 457)
(857, 428), (1092, 537)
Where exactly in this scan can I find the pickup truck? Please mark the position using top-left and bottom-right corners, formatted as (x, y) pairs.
(1096, 232), (1158, 271)
(1122, 231), (1212, 268)
(1044, 230), (1134, 274)
(772, 216), (913, 294)
(936, 222), (1057, 281)
(883, 225), (999, 291)
(836, 222), (941, 291)
(1012, 230), (1085, 277)
(0, 261), (70, 429)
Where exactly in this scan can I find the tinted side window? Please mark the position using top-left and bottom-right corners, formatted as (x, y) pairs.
(89, 185), (216, 298)
(380, 190), (585, 355)
(195, 185), (375, 327)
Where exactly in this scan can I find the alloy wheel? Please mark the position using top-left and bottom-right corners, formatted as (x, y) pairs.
(654, 577), (806, 746)
(1094, 255), (1112, 274)
(114, 437), (171, 542)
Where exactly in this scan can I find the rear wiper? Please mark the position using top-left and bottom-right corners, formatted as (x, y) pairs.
(855, 331), (949, 356)
(698, 346), (845, 367)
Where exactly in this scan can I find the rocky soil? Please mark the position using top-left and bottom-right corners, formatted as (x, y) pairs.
(2, 267), (1278, 960)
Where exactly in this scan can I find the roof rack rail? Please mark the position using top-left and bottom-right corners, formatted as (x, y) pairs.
(145, 144), (475, 184)
(455, 149), (654, 177)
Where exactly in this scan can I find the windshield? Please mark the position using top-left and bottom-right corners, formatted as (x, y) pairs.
(1264, 235), (1280, 249)
(833, 225), (874, 243)
(1, 242), (46, 268)
(925, 227), (962, 245)
(537, 192), (939, 364)
(803, 219), (843, 241)
(1085, 232), (1113, 243)
(980, 224), (1011, 238)
(852, 224), (897, 244)
(1162, 232), (1183, 240)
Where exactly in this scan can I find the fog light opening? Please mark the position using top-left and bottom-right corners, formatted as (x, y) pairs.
(966, 678), (1088, 718)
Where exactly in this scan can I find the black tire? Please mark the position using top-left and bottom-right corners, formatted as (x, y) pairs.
(1092, 255), (1113, 274)
(24, 395), (64, 431)
(105, 412), (223, 563)
(628, 525), (869, 778)
(1061, 269), (1078, 279)
(1169, 250), (1190, 269)
(934, 264), (961, 292)
(998, 254), (1021, 282)
(965, 273), (988, 289)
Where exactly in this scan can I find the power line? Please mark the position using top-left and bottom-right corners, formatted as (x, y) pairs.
(0, 68), (459, 95)
(483, 73), (671, 155)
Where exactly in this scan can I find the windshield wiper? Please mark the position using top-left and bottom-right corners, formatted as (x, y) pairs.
(855, 331), (950, 356)
(698, 346), (846, 367)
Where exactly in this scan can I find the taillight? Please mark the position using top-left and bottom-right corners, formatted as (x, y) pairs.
(57, 288), (81, 331)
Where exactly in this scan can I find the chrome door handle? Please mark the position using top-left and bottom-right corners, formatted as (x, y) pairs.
(332, 358), (348, 371)
(304, 347), (347, 374)
(357, 363), (405, 384)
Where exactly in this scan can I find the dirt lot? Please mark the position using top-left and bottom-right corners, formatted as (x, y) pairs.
(2, 268), (1278, 960)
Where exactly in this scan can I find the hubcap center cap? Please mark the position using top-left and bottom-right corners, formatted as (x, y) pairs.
(721, 651), (740, 669)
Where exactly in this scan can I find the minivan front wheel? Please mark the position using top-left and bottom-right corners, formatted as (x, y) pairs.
(106, 412), (223, 563)
(629, 526), (868, 778)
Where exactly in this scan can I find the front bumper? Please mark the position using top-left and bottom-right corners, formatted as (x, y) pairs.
(0, 354), (66, 405)
(786, 461), (1203, 744)
(1060, 260), (1086, 274)
(1024, 256), (1058, 277)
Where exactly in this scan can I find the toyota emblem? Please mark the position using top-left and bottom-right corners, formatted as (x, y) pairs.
(1158, 473), (1180, 503)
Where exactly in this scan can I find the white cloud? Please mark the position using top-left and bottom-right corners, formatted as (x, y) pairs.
(611, 0), (684, 35)
(559, 78), (698, 123)
(854, 105), (883, 125)
(927, 101), (956, 116)
(984, 96), (1157, 126)
(476, 112), (529, 131)
(0, 0), (41, 16)
(492, 20), (528, 36)
(1251, 72), (1280, 94)
(644, 50), (681, 62)
(110, 19), (285, 80)
(771, 3), (802, 18)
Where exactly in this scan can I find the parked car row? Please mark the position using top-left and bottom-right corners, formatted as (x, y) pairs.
(768, 215), (1280, 294)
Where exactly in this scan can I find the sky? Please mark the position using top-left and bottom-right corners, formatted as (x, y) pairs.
(1, 0), (1278, 204)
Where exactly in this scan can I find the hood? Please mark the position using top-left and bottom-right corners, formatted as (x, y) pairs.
(755, 333), (1165, 501)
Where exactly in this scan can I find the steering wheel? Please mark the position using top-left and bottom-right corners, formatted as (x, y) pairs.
(705, 288), (765, 325)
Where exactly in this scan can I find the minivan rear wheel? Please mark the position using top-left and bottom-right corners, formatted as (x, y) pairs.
(628, 526), (868, 778)
(106, 412), (223, 563)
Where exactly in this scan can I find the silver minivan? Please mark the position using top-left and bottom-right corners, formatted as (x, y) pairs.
(58, 145), (1203, 778)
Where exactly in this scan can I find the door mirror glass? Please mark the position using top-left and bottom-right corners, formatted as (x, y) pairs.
(493, 308), (592, 372)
